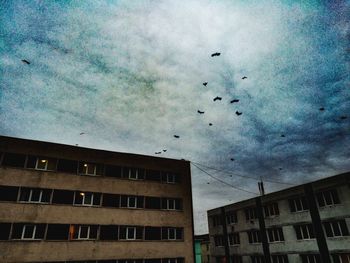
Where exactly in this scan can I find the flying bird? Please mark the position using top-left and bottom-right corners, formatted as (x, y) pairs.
(319, 107), (325, 111)
(279, 168), (283, 170)
(230, 158), (235, 161)
(174, 135), (180, 138)
(340, 116), (347, 120)
(21, 59), (30, 65)
(163, 150), (167, 152)
(242, 76), (247, 80)
(235, 111), (242, 116)
(211, 52), (221, 57)
(155, 152), (161, 154)
(203, 82), (208, 86)
(209, 123), (213, 126)
(198, 110), (205, 114)
(79, 132), (85, 135)
(230, 99), (239, 103)
(213, 96), (222, 101)
(281, 134), (285, 137)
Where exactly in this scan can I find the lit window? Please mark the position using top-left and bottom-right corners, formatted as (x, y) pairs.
(324, 220), (349, 238)
(267, 228), (284, 242)
(74, 192), (101, 206)
(19, 188), (51, 203)
(316, 189), (340, 207)
(294, 224), (315, 240)
(35, 157), (56, 171)
(79, 162), (103, 176)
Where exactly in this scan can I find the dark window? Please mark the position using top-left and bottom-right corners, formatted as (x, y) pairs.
(289, 196), (309, 212)
(145, 197), (161, 209)
(144, 260), (161, 263)
(300, 254), (321, 263)
(145, 226), (161, 240)
(57, 159), (78, 173)
(230, 256), (242, 263)
(332, 254), (350, 263)
(245, 207), (258, 220)
(105, 165), (122, 178)
(316, 189), (340, 207)
(26, 155), (37, 168)
(11, 223), (24, 239)
(123, 167), (144, 180)
(247, 230), (261, 243)
(11, 223), (46, 240)
(102, 194), (120, 208)
(0, 185), (19, 201)
(72, 225), (98, 240)
(226, 211), (238, 224)
(52, 190), (74, 205)
(228, 233), (240, 245)
(119, 226), (143, 240)
(211, 215), (222, 226)
(121, 195), (143, 208)
(146, 170), (161, 181)
(267, 228), (284, 242)
(2, 153), (26, 167)
(323, 220), (349, 237)
(19, 187), (51, 203)
(46, 224), (70, 240)
(251, 256), (265, 263)
(214, 235), (224, 246)
(294, 224), (315, 240)
(264, 203), (279, 217)
(0, 223), (11, 240)
(100, 225), (119, 240)
(271, 255), (288, 263)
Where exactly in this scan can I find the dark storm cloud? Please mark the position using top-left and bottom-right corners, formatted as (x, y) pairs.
(0, 0), (349, 233)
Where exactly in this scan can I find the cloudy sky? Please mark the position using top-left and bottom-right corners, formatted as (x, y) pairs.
(1, 0), (349, 234)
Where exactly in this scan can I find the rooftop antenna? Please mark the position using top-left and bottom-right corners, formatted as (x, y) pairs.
(258, 177), (265, 196)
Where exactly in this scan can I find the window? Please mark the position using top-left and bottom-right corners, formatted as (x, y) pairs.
(214, 235), (224, 247)
(74, 192), (101, 206)
(228, 233), (240, 245)
(162, 227), (183, 240)
(0, 223), (11, 240)
(145, 226), (162, 240)
(289, 196), (309, 212)
(294, 224), (315, 240)
(144, 260), (161, 263)
(52, 189), (74, 205)
(105, 165), (122, 178)
(211, 215), (222, 226)
(161, 198), (181, 210)
(316, 189), (340, 207)
(11, 223), (46, 240)
(121, 195), (144, 208)
(161, 172), (180, 183)
(226, 211), (238, 224)
(33, 157), (57, 171)
(57, 159), (78, 173)
(162, 259), (184, 263)
(264, 203), (279, 217)
(102, 194), (120, 208)
(247, 230), (261, 243)
(72, 225), (98, 240)
(79, 162), (103, 176)
(46, 224), (70, 240)
(271, 255), (288, 263)
(146, 170), (161, 181)
(19, 187), (51, 203)
(332, 254), (350, 263)
(267, 228), (284, 242)
(230, 256), (242, 263)
(323, 220), (349, 237)
(145, 197), (161, 209)
(124, 167), (144, 180)
(100, 225), (119, 240)
(0, 185), (19, 201)
(251, 255), (265, 263)
(245, 207), (258, 221)
(119, 226), (143, 240)
(300, 254), (321, 263)
(1, 153), (26, 167)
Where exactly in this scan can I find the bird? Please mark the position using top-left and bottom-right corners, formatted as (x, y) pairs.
(230, 99), (239, 103)
(155, 152), (161, 154)
(209, 123), (213, 126)
(174, 135), (180, 138)
(198, 110), (205, 114)
(340, 116), (347, 120)
(281, 134), (285, 137)
(21, 59), (30, 65)
(230, 158), (235, 161)
(203, 82), (208, 86)
(279, 168), (283, 170)
(79, 132), (85, 135)
(213, 96), (222, 101)
(207, 182), (210, 184)
(242, 76), (247, 80)
(163, 150), (167, 152)
(211, 52), (221, 57)
(235, 111), (242, 116)
(319, 107), (325, 111)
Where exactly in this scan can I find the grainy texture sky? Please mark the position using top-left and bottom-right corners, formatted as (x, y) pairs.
(1, 0), (349, 234)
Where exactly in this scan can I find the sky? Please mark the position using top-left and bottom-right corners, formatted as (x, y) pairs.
(0, 0), (349, 234)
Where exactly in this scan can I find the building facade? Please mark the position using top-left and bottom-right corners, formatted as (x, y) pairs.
(0, 136), (195, 263)
(207, 173), (350, 263)
(195, 234), (210, 263)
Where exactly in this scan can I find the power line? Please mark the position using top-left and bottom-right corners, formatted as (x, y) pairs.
(191, 162), (259, 196)
(192, 161), (295, 186)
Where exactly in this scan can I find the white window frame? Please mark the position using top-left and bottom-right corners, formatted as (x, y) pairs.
(77, 225), (91, 240)
(318, 190), (339, 207)
(297, 225), (314, 240)
(81, 163), (98, 176)
(325, 221), (347, 237)
(166, 173), (176, 184)
(19, 188), (49, 204)
(75, 192), (100, 207)
(167, 199), (176, 210)
(334, 254), (350, 263)
(264, 203), (279, 217)
(167, 259), (178, 263)
(246, 208), (257, 221)
(128, 168), (139, 180)
(290, 198), (308, 212)
(21, 224), (37, 240)
(168, 228), (176, 240)
(248, 230), (261, 244)
(268, 228), (284, 243)
(35, 157), (55, 171)
(226, 212), (237, 224)
(127, 196), (137, 208)
(126, 227), (136, 240)
(271, 255), (288, 263)
(302, 255), (319, 263)
(228, 233), (240, 246)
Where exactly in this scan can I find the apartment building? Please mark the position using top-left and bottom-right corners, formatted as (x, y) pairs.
(0, 136), (195, 263)
(207, 172), (350, 263)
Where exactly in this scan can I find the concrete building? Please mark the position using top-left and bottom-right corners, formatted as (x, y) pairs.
(207, 172), (350, 263)
(195, 234), (210, 263)
(0, 136), (195, 263)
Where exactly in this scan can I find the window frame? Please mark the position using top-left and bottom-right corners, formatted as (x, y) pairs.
(127, 196), (137, 208)
(317, 189), (340, 207)
(267, 228), (284, 243)
(19, 188), (51, 204)
(126, 227), (137, 240)
(168, 228), (176, 240)
(21, 224), (37, 240)
(35, 157), (57, 171)
(323, 220), (349, 238)
(295, 224), (315, 240)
